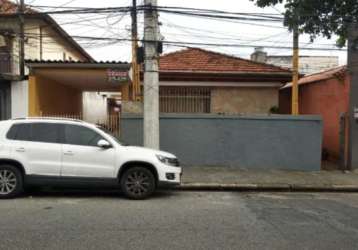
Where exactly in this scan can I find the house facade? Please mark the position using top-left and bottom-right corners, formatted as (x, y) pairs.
(123, 48), (292, 115)
(23, 60), (130, 136)
(0, 0), (92, 120)
(279, 66), (349, 165)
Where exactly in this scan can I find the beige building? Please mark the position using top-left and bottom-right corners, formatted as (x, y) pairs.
(0, 0), (93, 120)
(0, 0), (92, 74)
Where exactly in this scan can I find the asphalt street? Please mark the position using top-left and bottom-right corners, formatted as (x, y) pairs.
(1, 190), (358, 250)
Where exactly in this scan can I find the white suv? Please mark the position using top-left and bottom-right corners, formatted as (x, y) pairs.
(0, 118), (182, 199)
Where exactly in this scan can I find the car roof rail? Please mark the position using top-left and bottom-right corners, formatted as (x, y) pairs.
(12, 117), (85, 123)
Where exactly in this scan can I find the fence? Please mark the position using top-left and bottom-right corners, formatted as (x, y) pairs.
(121, 113), (323, 171)
(159, 87), (211, 113)
(38, 113), (120, 138)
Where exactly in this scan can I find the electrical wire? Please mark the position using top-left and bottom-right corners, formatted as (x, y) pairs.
(16, 30), (343, 50)
(1, 2), (347, 61)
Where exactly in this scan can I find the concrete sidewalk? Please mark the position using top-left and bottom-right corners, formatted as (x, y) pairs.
(177, 166), (358, 191)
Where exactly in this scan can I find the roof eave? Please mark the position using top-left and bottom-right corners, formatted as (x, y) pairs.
(26, 61), (130, 70)
(159, 70), (292, 76)
(158, 70), (292, 83)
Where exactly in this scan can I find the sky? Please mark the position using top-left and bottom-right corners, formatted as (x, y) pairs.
(26, 0), (348, 65)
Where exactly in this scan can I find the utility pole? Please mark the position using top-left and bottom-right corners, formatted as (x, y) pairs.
(143, 0), (160, 149)
(291, 25), (299, 115)
(18, 0), (25, 78)
(348, 22), (358, 169)
(131, 0), (140, 101)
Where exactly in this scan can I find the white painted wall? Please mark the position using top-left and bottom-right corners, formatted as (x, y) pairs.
(11, 80), (28, 118)
(17, 20), (87, 62)
(39, 25), (86, 61)
(82, 92), (108, 124)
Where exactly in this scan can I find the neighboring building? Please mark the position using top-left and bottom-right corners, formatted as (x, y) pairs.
(140, 47), (292, 115)
(19, 60), (130, 136)
(251, 47), (339, 75)
(279, 66), (349, 165)
(0, 0), (93, 120)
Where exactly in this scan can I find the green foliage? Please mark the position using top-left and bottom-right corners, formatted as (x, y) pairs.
(269, 106), (279, 114)
(251, 0), (358, 47)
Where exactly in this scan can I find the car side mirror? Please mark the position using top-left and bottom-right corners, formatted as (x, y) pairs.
(97, 139), (112, 149)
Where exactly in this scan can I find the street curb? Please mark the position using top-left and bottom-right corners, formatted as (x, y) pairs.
(173, 183), (358, 192)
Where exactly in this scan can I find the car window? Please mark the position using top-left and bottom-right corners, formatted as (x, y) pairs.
(63, 124), (103, 147)
(7, 123), (58, 143)
(6, 124), (19, 140)
(6, 123), (31, 141)
(17, 124), (31, 141)
(31, 123), (59, 143)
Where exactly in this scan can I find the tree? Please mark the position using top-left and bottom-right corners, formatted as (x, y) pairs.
(251, 0), (358, 47)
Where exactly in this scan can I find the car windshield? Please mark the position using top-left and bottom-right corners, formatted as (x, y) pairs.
(96, 126), (123, 145)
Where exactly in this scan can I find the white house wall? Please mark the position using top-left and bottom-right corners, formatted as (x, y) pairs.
(11, 80), (28, 118)
(82, 92), (108, 124)
(40, 25), (85, 61)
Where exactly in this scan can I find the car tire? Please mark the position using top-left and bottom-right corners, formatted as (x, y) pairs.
(0, 165), (23, 199)
(120, 166), (156, 200)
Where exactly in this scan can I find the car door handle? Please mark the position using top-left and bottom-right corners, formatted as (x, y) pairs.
(15, 147), (25, 152)
(64, 151), (74, 156)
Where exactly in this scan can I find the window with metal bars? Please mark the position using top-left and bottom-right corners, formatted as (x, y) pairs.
(159, 87), (211, 113)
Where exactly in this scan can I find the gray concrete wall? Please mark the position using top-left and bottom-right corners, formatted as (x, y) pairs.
(121, 114), (323, 171)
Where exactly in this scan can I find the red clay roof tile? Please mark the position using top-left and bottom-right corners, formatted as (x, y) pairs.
(0, 0), (35, 14)
(282, 65), (347, 89)
(159, 47), (291, 74)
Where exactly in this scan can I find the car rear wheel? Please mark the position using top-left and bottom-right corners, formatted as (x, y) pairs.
(120, 167), (156, 200)
(0, 165), (23, 199)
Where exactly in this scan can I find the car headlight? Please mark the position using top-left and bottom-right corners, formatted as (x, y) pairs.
(156, 154), (180, 166)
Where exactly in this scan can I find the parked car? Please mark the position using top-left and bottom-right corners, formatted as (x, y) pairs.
(0, 118), (182, 199)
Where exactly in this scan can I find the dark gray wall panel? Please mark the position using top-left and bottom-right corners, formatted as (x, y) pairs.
(121, 114), (322, 171)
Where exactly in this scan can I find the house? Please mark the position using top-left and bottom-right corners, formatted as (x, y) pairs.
(279, 66), (349, 165)
(0, 0), (93, 120)
(123, 48), (292, 114)
(24, 60), (130, 136)
(251, 47), (339, 75)
(0, 0), (132, 137)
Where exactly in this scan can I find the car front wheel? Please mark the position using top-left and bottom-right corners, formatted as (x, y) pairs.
(120, 167), (156, 200)
(0, 165), (23, 199)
